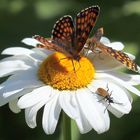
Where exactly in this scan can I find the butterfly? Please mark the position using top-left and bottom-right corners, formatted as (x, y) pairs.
(86, 27), (140, 73)
(34, 6), (100, 61)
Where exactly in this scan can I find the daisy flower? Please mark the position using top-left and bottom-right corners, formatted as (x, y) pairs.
(0, 36), (140, 136)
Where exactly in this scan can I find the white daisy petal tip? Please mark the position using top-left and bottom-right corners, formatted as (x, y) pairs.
(76, 89), (110, 134)
(42, 94), (61, 135)
(9, 100), (21, 113)
(108, 100), (132, 118)
(24, 102), (46, 129)
(137, 65), (140, 74)
(21, 38), (43, 47)
(109, 42), (124, 50)
(100, 36), (124, 50)
(100, 36), (110, 44)
(125, 52), (136, 60)
(1, 47), (33, 56)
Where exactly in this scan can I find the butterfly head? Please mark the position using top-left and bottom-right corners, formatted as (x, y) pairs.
(72, 54), (81, 61)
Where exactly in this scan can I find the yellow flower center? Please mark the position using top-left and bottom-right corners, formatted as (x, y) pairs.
(38, 52), (95, 90)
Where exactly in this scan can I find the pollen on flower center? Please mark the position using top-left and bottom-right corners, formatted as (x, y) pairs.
(38, 52), (95, 90)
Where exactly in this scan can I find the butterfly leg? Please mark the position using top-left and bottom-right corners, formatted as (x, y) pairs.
(71, 59), (76, 73)
(52, 57), (68, 65)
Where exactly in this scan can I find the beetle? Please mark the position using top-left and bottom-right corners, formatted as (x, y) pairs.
(96, 84), (122, 112)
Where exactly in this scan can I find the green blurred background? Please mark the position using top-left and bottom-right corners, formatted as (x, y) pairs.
(0, 0), (140, 140)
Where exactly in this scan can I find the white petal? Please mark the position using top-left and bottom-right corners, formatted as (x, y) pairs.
(2, 47), (34, 56)
(102, 108), (110, 131)
(24, 48), (53, 63)
(108, 108), (124, 118)
(107, 71), (140, 85)
(28, 49), (47, 62)
(100, 37), (124, 50)
(2, 78), (42, 98)
(75, 109), (92, 134)
(0, 88), (34, 106)
(0, 59), (31, 77)
(125, 52), (136, 60)
(0, 90), (8, 106)
(137, 66), (140, 74)
(0, 71), (43, 98)
(0, 68), (42, 106)
(25, 100), (46, 128)
(22, 38), (43, 47)
(2, 86), (23, 97)
(107, 86), (132, 118)
(9, 99), (21, 113)
(59, 90), (78, 119)
(125, 89), (133, 103)
(89, 79), (133, 104)
(1, 68), (40, 88)
(59, 90), (92, 133)
(106, 42), (124, 50)
(18, 86), (52, 108)
(25, 108), (37, 128)
(32, 48), (53, 58)
(71, 93), (93, 133)
(76, 89), (110, 134)
(1, 47), (47, 62)
(90, 80), (132, 116)
(88, 52), (123, 72)
(1, 55), (34, 64)
(100, 37), (110, 44)
(42, 94), (61, 134)
(96, 72), (140, 96)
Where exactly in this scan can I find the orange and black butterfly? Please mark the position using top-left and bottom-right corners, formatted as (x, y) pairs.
(34, 6), (100, 61)
(87, 28), (140, 73)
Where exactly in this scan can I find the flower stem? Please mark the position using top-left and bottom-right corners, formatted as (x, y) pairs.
(62, 111), (71, 140)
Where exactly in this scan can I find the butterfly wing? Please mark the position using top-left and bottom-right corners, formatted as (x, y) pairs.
(87, 27), (139, 73)
(34, 16), (75, 56)
(101, 45), (138, 72)
(34, 6), (100, 59)
(91, 39), (139, 73)
(51, 16), (75, 56)
(75, 5), (100, 54)
(33, 35), (69, 54)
